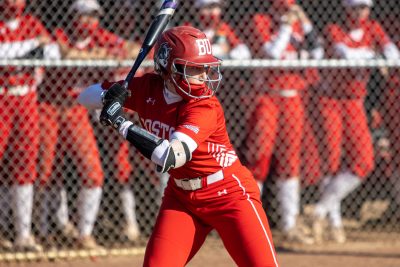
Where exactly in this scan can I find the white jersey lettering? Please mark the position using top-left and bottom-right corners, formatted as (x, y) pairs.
(141, 118), (175, 139)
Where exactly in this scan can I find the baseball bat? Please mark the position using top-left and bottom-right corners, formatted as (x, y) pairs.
(122, 0), (179, 91)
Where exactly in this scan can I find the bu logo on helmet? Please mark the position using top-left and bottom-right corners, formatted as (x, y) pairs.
(156, 42), (172, 69)
(196, 39), (212, 56)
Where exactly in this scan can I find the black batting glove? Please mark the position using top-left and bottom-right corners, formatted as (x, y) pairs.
(102, 83), (129, 105)
(100, 100), (127, 129)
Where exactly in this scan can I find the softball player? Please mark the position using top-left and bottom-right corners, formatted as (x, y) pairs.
(37, 0), (140, 249)
(79, 26), (279, 267)
(0, 0), (60, 252)
(310, 0), (400, 243)
(244, 0), (323, 244)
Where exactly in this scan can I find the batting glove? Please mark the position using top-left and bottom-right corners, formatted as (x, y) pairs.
(100, 99), (127, 129)
(102, 83), (129, 105)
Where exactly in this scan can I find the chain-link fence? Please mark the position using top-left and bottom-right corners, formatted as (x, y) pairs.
(1, 0), (400, 260)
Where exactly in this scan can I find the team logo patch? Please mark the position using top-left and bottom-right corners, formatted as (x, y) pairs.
(182, 124), (199, 134)
(156, 42), (172, 69)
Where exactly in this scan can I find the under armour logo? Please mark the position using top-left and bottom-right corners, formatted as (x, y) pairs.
(217, 189), (228, 196)
(146, 97), (155, 105)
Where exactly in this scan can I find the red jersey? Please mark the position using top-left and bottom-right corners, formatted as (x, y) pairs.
(250, 14), (309, 91)
(0, 15), (53, 95)
(104, 73), (239, 178)
(322, 20), (393, 98)
(41, 27), (126, 105)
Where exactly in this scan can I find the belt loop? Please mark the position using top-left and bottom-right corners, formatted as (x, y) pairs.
(201, 177), (207, 188)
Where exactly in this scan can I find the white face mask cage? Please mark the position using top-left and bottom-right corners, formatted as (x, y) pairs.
(171, 58), (222, 99)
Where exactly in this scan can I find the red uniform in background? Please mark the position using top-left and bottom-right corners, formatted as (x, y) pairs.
(38, 26), (127, 187)
(317, 18), (399, 179)
(309, 0), (400, 244)
(246, 13), (314, 182)
(244, 1), (322, 244)
(0, 3), (60, 250)
(0, 14), (54, 185)
(316, 20), (394, 178)
(37, 0), (139, 248)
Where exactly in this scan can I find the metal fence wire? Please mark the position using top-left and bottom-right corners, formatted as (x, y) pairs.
(1, 0), (400, 258)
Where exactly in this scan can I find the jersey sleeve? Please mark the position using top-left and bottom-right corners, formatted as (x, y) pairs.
(175, 102), (217, 146)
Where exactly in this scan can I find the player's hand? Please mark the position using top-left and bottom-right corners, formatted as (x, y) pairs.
(102, 83), (129, 105)
(99, 99), (127, 129)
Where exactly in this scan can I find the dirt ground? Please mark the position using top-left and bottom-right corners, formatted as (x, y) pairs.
(2, 234), (400, 267)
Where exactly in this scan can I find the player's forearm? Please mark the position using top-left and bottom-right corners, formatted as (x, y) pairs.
(118, 121), (191, 173)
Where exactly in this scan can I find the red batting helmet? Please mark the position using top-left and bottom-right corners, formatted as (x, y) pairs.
(154, 26), (222, 100)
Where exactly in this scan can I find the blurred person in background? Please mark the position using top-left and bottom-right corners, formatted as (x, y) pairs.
(379, 43), (400, 220)
(189, 0), (251, 60)
(0, 0), (60, 252)
(308, 0), (399, 244)
(37, 0), (140, 249)
(244, 0), (323, 244)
